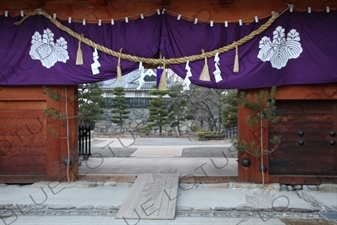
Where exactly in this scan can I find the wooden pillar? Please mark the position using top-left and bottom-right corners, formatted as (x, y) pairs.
(45, 86), (79, 182)
(0, 85), (78, 183)
(238, 83), (337, 184)
(237, 88), (269, 184)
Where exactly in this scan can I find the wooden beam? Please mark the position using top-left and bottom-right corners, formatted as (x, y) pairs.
(219, 0), (234, 6)
(88, 0), (107, 6)
(274, 83), (337, 100)
(0, 175), (47, 183)
(270, 175), (337, 185)
(23, 0), (46, 7)
(154, 0), (170, 6)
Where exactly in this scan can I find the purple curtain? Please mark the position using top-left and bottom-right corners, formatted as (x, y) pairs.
(0, 14), (161, 85)
(0, 10), (336, 88)
(161, 10), (337, 89)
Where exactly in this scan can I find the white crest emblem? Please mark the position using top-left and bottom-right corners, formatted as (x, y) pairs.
(258, 26), (302, 69)
(29, 28), (69, 68)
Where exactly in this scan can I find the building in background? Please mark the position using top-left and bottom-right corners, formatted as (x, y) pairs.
(96, 69), (186, 136)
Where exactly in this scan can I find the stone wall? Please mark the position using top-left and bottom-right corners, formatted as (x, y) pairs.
(94, 108), (192, 136)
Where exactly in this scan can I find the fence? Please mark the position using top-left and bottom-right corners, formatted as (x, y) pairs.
(78, 126), (91, 160)
(223, 127), (237, 138)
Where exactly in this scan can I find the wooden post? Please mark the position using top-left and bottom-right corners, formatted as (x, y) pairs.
(237, 88), (269, 184)
(0, 85), (78, 183)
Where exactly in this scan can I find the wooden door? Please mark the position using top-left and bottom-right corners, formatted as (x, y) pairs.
(0, 86), (79, 183)
(0, 100), (47, 178)
(269, 100), (337, 177)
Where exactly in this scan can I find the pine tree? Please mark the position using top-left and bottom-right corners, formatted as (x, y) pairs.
(221, 90), (239, 129)
(146, 89), (171, 135)
(168, 84), (194, 135)
(111, 87), (130, 132)
(78, 83), (106, 125)
(232, 86), (281, 185)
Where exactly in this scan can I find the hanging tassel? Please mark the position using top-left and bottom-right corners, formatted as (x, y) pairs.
(199, 49), (211, 81)
(117, 48), (123, 81)
(158, 58), (167, 90)
(76, 35), (83, 65)
(233, 43), (239, 73)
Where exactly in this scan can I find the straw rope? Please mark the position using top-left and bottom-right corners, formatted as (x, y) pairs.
(15, 9), (279, 65)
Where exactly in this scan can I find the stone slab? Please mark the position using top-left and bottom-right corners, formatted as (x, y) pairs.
(116, 174), (179, 220)
(319, 184), (337, 193)
(176, 188), (314, 212)
(305, 191), (337, 210)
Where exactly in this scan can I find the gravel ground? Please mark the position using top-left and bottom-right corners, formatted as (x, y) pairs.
(125, 137), (230, 146)
(181, 147), (238, 158)
(90, 147), (137, 157)
(89, 147), (238, 158)
(281, 219), (337, 225)
(89, 138), (235, 158)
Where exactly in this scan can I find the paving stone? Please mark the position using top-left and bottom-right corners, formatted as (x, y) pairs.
(212, 207), (234, 211)
(75, 205), (94, 210)
(263, 206), (290, 212)
(95, 205), (113, 210)
(235, 206), (257, 211)
(302, 185), (318, 191)
(104, 181), (117, 187)
(289, 207), (315, 212)
(287, 185), (294, 191)
(179, 183), (198, 190)
(293, 185), (302, 190)
(29, 182), (49, 188)
(30, 181), (97, 189)
(67, 181), (97, 188)
(319, 184), (337, 192)
(196, 184), (205, 188)
(261, 183), (280, 191)
(193, 206), (212, 211)
(228, 182), (279, 191)
(0, 210), (14, 217)
(280, 184), (287, 192)
(111, 205), (121, 210)
(0, 204), (13, 209)
(96, 182), (105, 187)
(25, 204), (47, 210)
(73, 181), (96, 186)
(176, 205), (193, 211)
(115, 183), (132, 187)
(203, 183), (228, 189)
(48, 204), (76, 210)
(8, 204), (27, 210)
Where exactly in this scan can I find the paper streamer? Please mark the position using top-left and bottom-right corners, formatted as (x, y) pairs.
(183, 60), (192, 91)
(91, 48), (101, 75)
(137, 62), (145, 90)
(213, 52), (222, 83)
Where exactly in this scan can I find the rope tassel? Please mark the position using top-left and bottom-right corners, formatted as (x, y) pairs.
(117, 48), (123, 81)
(158, 58), (167, 90)
(76, 36), (83, 65)
(199, 49), (211, 81)
(233, 44), (239, 73)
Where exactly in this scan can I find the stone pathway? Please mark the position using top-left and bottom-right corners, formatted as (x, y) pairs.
(1, 182), (336, 222)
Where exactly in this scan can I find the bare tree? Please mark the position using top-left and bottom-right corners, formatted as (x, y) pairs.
(186, 84), (225, 132)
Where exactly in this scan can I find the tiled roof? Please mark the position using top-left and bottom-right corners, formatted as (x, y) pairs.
(100, 69), (179, 90)
(100, 70), (138, 89)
